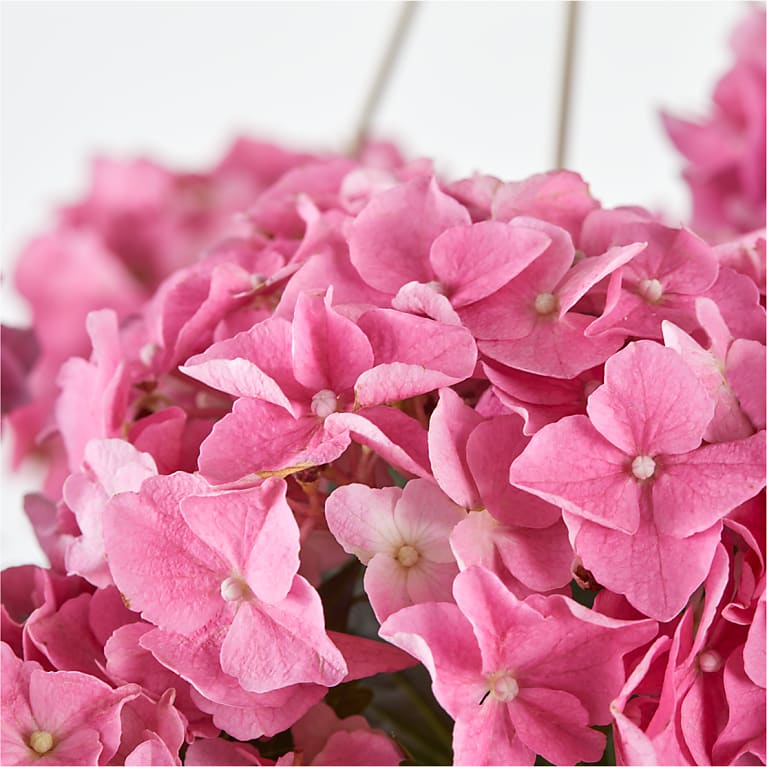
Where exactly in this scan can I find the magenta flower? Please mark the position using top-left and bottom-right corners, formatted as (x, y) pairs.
(380, 566), (657, 766)
(103, 472), (346, 692)
(511, 340), (766, 619)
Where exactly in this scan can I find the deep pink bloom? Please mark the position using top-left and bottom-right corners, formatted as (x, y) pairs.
(511, 341), (766, 619)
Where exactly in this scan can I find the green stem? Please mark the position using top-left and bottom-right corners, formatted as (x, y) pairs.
(369, 703), (451, 765)
(393, 672), (454, 745)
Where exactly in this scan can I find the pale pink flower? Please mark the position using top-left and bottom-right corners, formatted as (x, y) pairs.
(325, 479), (466, 621)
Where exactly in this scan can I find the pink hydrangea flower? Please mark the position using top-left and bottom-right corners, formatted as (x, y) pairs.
(103, 472), (347, 692)
(325, 478), (466, 621)
(511, 340), (766, 619)
(662, 7), (766, 241)
(380, 566), (657, 766)
(1, 643), (139, 765)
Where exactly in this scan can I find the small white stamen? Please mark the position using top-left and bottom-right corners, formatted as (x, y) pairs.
(698, 649), (723, 673)
(220, 576), (249, 602)
(638, 278), (663, 304)
(631, 455), (656, 481)
(311, 389), (338, 419)
(490, 672), (519, 702)
(396, 545), (420, 568)
(139, 342), (158, 367)
(534, 292), (559, 316)
(29, 731), (54, 755)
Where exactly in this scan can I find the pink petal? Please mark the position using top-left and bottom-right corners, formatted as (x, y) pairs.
(348, 176), (470, 294)
(220, 576), (346, 692)
(312, 729), (403, 766)
(390, 281), (462, 325)
(179, 479), (299, 604)
(394, 478), (467, 562)
(330, 406), (431, 478)
(327, 632), (417, 681)
(428, 388), (484, 509)
(467, 416), (560, 528)
(653, 432), (766, 536)
(180, 317), (302, 410)
(379, 602), (484, 718)
(198, 400), (350, 483)
(510, 415), (641, 534)
(291, 292), (374, 394)
(480, 311), (624, 378)
(728, 338), (767, 429)
(587, 341), (714, 455)
(183, 738), (264, 766)
(509, 687), (605, 765)
(103, 472), (228, 634)
(491, 170), (599, 241)
(567, 509), (723, 622)
(124, 735), (178, 766)
(452, 702), (535, 766)
(556, 242), (646, 315)
(363, 554), (411, 622)
(429, 221), (550, 307)
(355, 310), (477, 406)
(325, 484), (403, 563)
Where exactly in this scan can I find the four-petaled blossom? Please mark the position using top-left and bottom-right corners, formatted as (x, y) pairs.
(510, 340), (766, 619)
(380, 567), (657, 766)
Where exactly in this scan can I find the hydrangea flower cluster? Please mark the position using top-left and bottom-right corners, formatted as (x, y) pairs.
(2, 12), (765, 763)
(663, 6), (766, 243)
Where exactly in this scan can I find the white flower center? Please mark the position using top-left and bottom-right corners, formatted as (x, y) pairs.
(29, 731), (54, 755)
(311, 389), (338, 419)
(534, 292), (559, 316)
(396, 545), (420, 568)
(220, 576), (249, 602)
(631, 455), (656, 480)
(638, 278), (663, 304)
(698, 649), (722, 673)
(490, 672), (519, 702)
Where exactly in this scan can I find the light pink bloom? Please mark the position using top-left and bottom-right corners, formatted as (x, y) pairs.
(380, 566), (656, 766)
(103, 472), (346, 692)
(511, 341), (766, 619)
(325, 479), (466, 622)
(0, 643), (138, 765)
(63, 438), (157, 588)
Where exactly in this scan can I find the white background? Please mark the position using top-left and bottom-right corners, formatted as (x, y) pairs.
(1, 1), (747, 567)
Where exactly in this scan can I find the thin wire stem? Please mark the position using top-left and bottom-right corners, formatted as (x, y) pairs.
(350, 1), (420, 157)
(555, 0), (580, 169)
